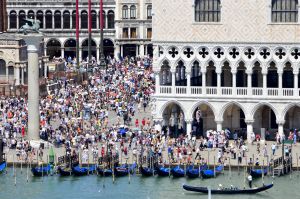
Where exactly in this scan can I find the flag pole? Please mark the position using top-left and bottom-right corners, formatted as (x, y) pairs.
(76, 0), (79, 66)
(88, 0), (92, 71)
(99, 0), (106, 69)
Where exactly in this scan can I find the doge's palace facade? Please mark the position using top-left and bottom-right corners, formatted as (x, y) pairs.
(151, 0), (300, 141)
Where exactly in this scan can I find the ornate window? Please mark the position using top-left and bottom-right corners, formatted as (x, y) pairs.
(195, 0), (221, 22)
(63, 11), (70, 29)
(91, 10), (97, 29)
(54, 11), (61, 29)
(130, 5), (136, 19)
(107, 11), (115, 29)
(147, 5), (152, 19)
(28, 10), (35, 20)
(122, 5), (129, 19)
(81, 11), (88, 29)
(45, 10), (52, 29)
(37, 11), (43, 28)
(101, 11), (106, 29)
(19, 10), (26, 28)
(9, 11), (17, 29)
(72, 11), (76, 29)
(272, 0), (298, 22)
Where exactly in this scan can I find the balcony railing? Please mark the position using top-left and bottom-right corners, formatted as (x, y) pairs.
(156, 86), (299, 98)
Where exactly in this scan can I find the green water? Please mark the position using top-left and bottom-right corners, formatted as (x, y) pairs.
(0, 168), (299, 199)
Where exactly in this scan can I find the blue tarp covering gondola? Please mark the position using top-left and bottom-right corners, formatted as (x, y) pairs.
(0, 161), (6, 173)
(156, 167), (170, 177)
(72, 165), (96, 176)
(250, 168), (268, 178)
(140, 167), (155, 177)
(171, 166), (185, 177)
(31, 164), (51, 177)
(201, 165), (223, 178)
(186, 165), (208, 178)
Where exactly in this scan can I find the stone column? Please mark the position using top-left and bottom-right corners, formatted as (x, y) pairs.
(186, 71), (191, 95)
(171, 69), (175, 94)
(21, 65), (24, 85)
(277, 120), (285, 137)
(246, 120), (254, 144)
(155, 72), (160, 94)
(294, 70), (298, 97)
(216, 72), (221, 95)
(43, 57), (49, 78)
(52, 14), (55, 30)
(232, 69), (237, 96)
(23, 34), (43, 141)
(140, 44), (145, 57)
(215, 120), (223, 132)
(14, 64), (20, 86)
(120, 45), (123, 58)
(278, 67), (283, 96)
(201, 68), (206, 95)
(246, 70), (252, 96)
(186, 120), (192, 140)
(262, 71), (267, 96)
(61, 48), (65, 59)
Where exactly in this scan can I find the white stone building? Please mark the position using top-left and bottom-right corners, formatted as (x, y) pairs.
(115, 0), (153, 57)
(6, 0), (153, 60)
(151, 0), (300, 141)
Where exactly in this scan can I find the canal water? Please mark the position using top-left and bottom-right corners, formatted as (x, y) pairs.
(0, 168), (299, 199)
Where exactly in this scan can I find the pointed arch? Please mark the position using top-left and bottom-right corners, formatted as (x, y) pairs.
(159, 100), (187, 120)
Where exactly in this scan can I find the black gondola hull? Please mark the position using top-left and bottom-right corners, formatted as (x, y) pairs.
(183, 184), (273, 194)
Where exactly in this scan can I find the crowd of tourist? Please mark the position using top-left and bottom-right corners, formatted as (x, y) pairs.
(0, 55), (297, 167)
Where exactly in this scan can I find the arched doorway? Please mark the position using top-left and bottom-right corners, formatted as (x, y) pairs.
(46, 39), (61, 59)
(123, 44), (137, 57)
(252, 61), (263, 87)
(103, 39), (114, 58)
(64, 39), (76, 59)
(162, 102), (186, 138)
(81, 39), (97, 61)
(192, 104), (216, 138)
(253, 105), (278, 140)
(222, 103), (246, 139)
(284, 105), (300, 131)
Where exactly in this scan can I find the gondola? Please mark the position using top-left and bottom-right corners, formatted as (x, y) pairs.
(31, 164), (51, 177)
(182, 183), (273, 194)
(186, 164), (208, 178)
(250, 168), (268, 178)
(171, 166), (185, 177)
(201, 165), (224, 178)
(0, 161), (6, 173)
(57, 166), (72, 176)
(72, 165), (96, 176)
(140, 167), (155, 177)
(97, 168), (113, 177)
(156, 166), (170, 177)
(115, 163), (137, 177)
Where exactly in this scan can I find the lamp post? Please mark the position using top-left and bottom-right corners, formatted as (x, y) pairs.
(99, 0), (106, 69)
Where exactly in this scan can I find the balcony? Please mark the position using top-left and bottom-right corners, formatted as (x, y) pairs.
(156, 86), (300, 99)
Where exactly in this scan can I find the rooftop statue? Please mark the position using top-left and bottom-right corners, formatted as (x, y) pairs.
(18, 18), (41, 35)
